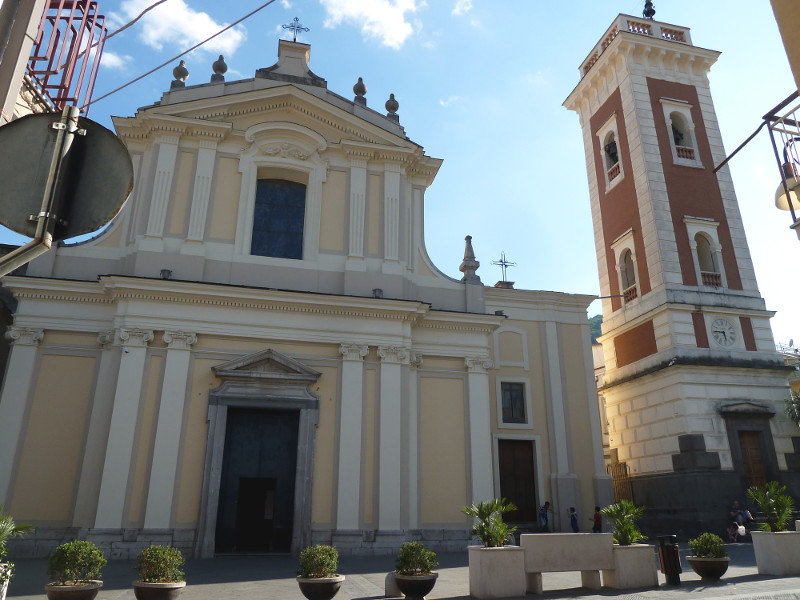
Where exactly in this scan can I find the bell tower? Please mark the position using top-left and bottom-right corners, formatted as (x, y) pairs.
(564, 9), (798, 530)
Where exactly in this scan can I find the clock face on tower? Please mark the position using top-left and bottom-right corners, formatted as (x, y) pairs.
(710, 318), (737, 347)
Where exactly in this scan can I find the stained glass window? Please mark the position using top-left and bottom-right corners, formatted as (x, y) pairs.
(251, 179), (306, 259)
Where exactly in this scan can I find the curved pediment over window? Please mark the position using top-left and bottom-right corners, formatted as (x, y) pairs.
(210, 348), (321, 407)
(244, 121), (328, 161)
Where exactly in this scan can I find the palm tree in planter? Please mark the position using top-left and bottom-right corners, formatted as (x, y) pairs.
(133, 545), (186, 600)
(0, 506), (33, 600)
(393, 542), (438, 600)
(462, 498), (525, 600)
(747, 480), (800, 576)
(296, 544), (344, 600)
(45, 540), (107, 600)
(599, 501), (658, 589)
(686, 533), (729, 581)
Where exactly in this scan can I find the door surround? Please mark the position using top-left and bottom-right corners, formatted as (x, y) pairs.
(195, 349), (320, 557)
(719, 400), (779, 491)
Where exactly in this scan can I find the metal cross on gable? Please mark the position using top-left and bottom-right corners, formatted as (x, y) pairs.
(282, 17), (309, 42)
(492, 251), (517, 282)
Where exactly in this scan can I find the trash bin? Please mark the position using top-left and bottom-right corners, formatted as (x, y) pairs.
(657, 534), (682, 585)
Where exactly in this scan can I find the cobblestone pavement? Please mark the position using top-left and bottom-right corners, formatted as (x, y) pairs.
(7, 543), (800, 599)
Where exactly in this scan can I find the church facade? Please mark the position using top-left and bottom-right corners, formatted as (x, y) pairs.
(565, 12), (797, 534)
(0, 40), (611, 558)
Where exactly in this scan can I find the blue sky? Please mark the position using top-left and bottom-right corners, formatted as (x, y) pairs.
(15, 0), (799, 343)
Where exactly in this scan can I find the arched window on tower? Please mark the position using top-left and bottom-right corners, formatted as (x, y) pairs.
(620, 249), (637, 302)
(604, 132), (621, 182)
(695, 232), (721, 287)
(671, 112), (695, 160)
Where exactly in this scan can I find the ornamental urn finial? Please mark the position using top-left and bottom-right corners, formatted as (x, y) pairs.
(385, 93), (399, 122)
(211, 55), (227, 83)
(171, 60), (189, 89)
(353, 77), (367, 106)
(459, 235), (481, 284)
(643, 1), (656, 19)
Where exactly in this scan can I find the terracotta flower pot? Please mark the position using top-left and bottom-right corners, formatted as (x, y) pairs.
(45, 581), (103, 600)
(132, 580), (187, 600)
(687, 556), (729, 581)
(394, 572), (438, 600)
(296, 575), (345, 600)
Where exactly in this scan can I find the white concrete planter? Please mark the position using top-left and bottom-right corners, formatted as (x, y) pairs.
(601, 544), (658, 589)
(0, 563), (9, 600)
(751, 530), (800, 576)
(467, 545), (526, 600)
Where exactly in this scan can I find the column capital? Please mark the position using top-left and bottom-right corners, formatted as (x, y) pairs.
(339, 343), (368, 361)
(118, 328), (154, 347)
(98, 330), (115, 348)
(378, 345), (410, 364)
(5, 327), (43, 346)
(163, 330), (197, 350)
(410, 350), (423, 368)
(465, 354), (493, 373)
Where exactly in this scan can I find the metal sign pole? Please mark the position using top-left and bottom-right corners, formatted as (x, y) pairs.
(0, 105), (79, 277)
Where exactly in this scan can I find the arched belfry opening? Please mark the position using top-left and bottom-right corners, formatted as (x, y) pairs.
(196, 349), (320, 557)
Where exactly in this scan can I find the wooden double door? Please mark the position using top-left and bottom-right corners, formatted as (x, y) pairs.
(215, 408), (299, 553)
(498, 439), (538, 523)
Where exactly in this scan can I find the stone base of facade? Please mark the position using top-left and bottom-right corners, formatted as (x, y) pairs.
(312, 528), (473, 555)
(7, 528), (197, 560)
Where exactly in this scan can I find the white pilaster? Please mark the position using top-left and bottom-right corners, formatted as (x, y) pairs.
(377, 346), (408, 530)
(144, 330), (197, 529)
(465, 355), (495, 503)
(544, 322), (571, 474)
(145, 135), (181, 238)
(407, 351), (422, 529)
(186, 141), (217, 242)
(348, 158), (367, 259)
(336, 343), (368, 530)
(95, 328), (154, 528)
(0, 327), (43, 504)
(73, 331), (120, 527)
(383, 165), (401, 262)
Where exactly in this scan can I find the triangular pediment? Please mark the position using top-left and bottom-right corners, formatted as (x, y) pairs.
(718, 399), (776, 416)
(213, 348), (320, 383)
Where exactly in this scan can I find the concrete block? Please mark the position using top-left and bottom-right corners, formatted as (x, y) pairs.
(468, 546), (526, 600)
(601, 545), (658, 589)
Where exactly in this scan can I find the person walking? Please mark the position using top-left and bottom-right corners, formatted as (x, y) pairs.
(568, 507), (579, 533)
(538, 501), (552, 532)
(591, 506), (602, 533)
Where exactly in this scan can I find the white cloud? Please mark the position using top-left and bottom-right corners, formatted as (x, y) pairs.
(452, 0), (472, 15)
(101, 51), (133, 70)
(114, 0), (246, 56)
(319, 0), (420, 49)
(439, 95), (460, 107)
(281, 0), (293, 7)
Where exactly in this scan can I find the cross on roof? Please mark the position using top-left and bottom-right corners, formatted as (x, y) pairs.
(491, 251), (517, 282)
(282, 17), (309, 42)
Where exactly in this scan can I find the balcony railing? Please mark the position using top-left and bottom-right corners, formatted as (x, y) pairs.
(607, 163), (621, 182)
(580, 15), (691, 78)
(676, 146), (695, 160)
(701, 271), (721, 287)
(623, 285), (638, 303)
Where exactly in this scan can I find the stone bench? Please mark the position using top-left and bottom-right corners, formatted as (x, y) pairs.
(520, 533), (614, 593)
(520, 533), (658, 593)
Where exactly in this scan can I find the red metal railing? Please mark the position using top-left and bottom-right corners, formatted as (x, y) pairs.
(27, 0), (107, 115)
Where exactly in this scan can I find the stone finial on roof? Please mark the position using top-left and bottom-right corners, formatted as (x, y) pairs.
(459, 235), (481, 284)
(353, 77), (367, 106)
(643, 1), (656, 19)
(211, 55), (227, 83)
(171, 60), (189, 89)
(385, 93), (399, 123)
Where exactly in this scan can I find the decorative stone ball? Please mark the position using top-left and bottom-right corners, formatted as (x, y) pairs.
(173, 60), (189, 82)
(353, 77), (367, 97)
(213, 55), (228, 76)
(385, 93), (399, 114)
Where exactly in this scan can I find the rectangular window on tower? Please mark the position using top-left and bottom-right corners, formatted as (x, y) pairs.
(251, 179), (306, 259)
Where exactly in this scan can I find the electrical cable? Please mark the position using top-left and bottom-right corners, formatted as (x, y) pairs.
(82, 0), (277, 110)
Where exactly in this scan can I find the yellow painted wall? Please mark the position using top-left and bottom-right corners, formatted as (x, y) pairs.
(419, 376), (467, 524)
(208, 157), (241, 241)
(367, 173), (381, 255)
(176, 357), (218, 524)
(96, 220), (124, 247)
(167, 151), (195, 236)
(422, 357), (464, 371)
(193, 336), (339, 358)
(417, 251), (436, 277)
(10, 354), (96, 521)
(127, 354), (164, 525)
(311, 366), (339, 525)
(772, 0), (800, 90)
(320, 169), (346, 253)
(498, 330), (525, 365)
(44, 331), (99, 347)
(362, 368), (377, 526)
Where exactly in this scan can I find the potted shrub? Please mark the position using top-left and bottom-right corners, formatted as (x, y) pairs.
(133, 545), (186, 600)
(296, 544), (344, 600)
(0, 506), (33, 600)
(393, 541), (438, 600)
(747, 480), (800, 576)
(599, 500), (658, 589)
(45, 540), (107, 600)
(462, 498), (525, 600)
(686, 533), (729, 581)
